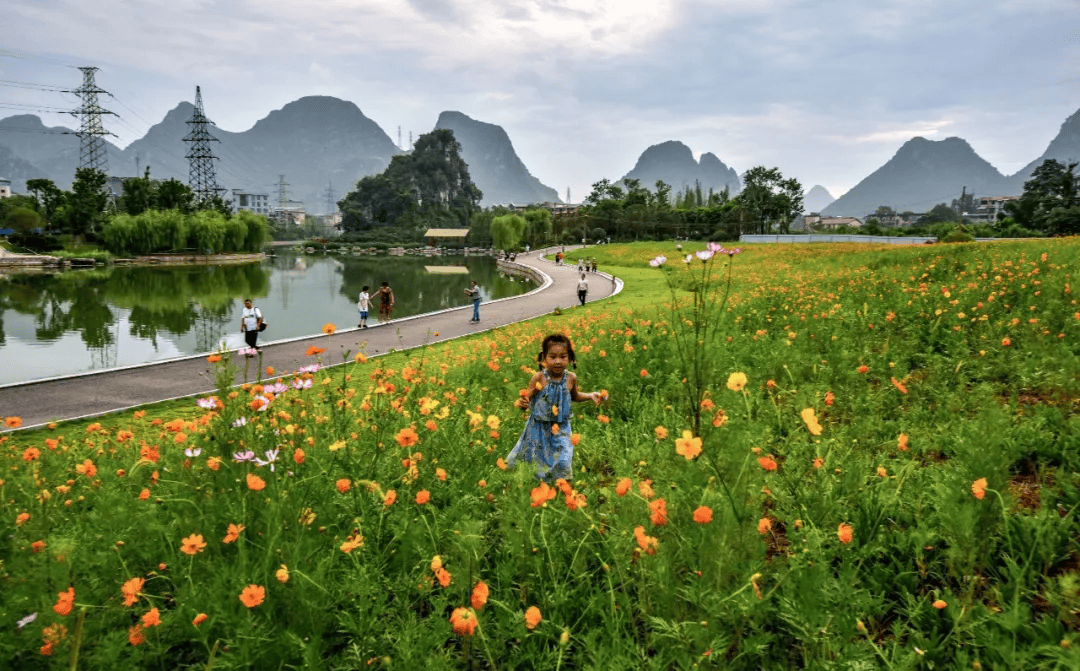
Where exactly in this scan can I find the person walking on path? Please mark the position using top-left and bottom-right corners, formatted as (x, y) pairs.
(357, 285), (371, 328)
(577, 273), (589, 306)
(240, 298), (263, 356)
(577, 258), (584, 273)
(506, 334), (605, 481)
(377, 282), (395, 324)
(465, 279), (482, 322)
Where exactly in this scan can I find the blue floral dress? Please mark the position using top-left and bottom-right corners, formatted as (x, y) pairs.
(506, 369), (574, 480)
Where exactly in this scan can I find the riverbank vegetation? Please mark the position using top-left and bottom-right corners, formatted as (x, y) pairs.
(2, 238), (1079, 668)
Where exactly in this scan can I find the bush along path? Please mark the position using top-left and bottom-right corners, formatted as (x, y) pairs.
(1, 239), (1079, 668)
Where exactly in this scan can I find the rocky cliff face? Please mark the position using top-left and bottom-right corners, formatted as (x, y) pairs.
(822, 136), (1011, 216)
(0, 114), (124, 191)
(621, 141), (740, 196)
(434, 111), (560, 207)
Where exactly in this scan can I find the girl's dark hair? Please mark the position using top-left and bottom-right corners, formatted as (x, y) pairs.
(362, 285), (369, 291)
(537, 333), (577, 370)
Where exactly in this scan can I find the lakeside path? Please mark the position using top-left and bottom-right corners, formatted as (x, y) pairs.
(0, 247), (621, 431)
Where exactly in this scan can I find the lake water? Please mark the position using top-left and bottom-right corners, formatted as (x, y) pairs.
(0, 251), (532, 385)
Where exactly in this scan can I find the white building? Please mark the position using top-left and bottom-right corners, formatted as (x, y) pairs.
(230, 189), (271, 216)
(0, 177), (11, 199)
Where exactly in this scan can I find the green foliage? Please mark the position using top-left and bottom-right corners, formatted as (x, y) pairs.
(920, 203), (961, 225)
(1006, 159), (1080, 235)
(62, 167), (109, 236)
(340, 129), (482, 232)
(1, 203), (42, 235)
(101, 209), (268, 256)
(941, 227), (975, 243)
(25, 177), (64, 224)
(735, 166), (804, 234)
(490, 213), (526, 250)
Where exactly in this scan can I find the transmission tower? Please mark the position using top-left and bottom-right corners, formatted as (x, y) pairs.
(67, 66), (116, 174)
(275, 175), (290, 209)
(324, 181), (336, 215)
(183, 86), (225, 203)
(408, 131), (413, 151)
(397, 126), (402, 150)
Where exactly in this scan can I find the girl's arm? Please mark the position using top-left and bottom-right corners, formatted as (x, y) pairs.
(515, 372), (544, 409)
(569, 372), (603, 405)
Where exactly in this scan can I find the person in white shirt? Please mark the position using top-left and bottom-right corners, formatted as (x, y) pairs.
(240, 299), (263, 356)
(577, 273), (588, 306)
(357, 286), (371, 328)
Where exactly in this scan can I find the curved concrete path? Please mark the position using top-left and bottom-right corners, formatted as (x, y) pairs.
(0, 248), (621, 431)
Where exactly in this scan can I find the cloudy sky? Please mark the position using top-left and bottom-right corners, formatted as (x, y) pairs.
(2, 0), (1079, 203)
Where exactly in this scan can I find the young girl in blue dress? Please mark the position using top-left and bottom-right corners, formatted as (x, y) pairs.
(506, 334), (604, 480)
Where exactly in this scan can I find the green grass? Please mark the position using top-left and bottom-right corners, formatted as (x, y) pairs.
(3, 238), (1080, 669)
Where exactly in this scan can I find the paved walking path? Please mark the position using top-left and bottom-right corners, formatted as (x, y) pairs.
(0, 248), (621, 430)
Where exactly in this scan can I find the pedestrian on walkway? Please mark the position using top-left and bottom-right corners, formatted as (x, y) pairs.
(465, 279), (482, 322)
(240, 298), (263, 356)
(577, 273), (588, 306)
(577, 258), (584, 273)
(377, 281), (395, 323)
(357, 285), (370, 328)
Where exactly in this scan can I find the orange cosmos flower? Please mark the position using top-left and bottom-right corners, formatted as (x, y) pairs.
(128, 624), (145, 646)
(726, 372), (748, 392)
(638, 479), (655, 499)
(700, 398), (715, 411)
(180, 533), (207, 556)
(22, 447), (40, 461)
(524, 606), (542, 630)
(239, 584), (265, 608)
(436, 468), (447, 481)
(757, 456), (778, 471)
(5, 416), (23, 428)
(570, 433), (582, 446)
(800, 408), (823, 436)
(292, 448), (305, 464)
(693, 506), (713, 524)
(53, 587), (75, 616)
(74, 460), (97, 477)
(633, 526), (659, 555)
(276, 564), (290, 583)
(116, 430), (134, 443)
(898, 433), (909, 451)
(597, 415), (610, 424)
(141, 607), (161, 628)
(246, 473), (266, 491)
(825, 391), (835, 406)
(971, 478), (988, 500)
(857, 365), (869, 374)
(383, 490), (397, 506)
(416, 490), (431, 505)
(336, 478), (351, 493)
(876, 466), (888, 478)
(615, 477), (632, 497)
(425, 419), (438, 432)
(305, 345), (326, 356)
(31, 540), (46, 553)
(654, 426), (668, 441)
(449, 607), (478, 636)
(675, 430), (702, 460)
(890, 377), (908, 394)
(837, 523), (854, 544)
(530, 482), (557, 507)
(471, 581), (489, 610)
(322, 323), (336, 334)
(648, 498), (668, 526)
(395, 426), (419, 447)
(222, 523), (245, 544)
(138, 488), (151, 501)
(434, 566), (452, 588)
(207, 354), (222, 363)
(193, 613), (208, 626)
(496, 458), (507, 470)
(932, 599), (947, 610)
(16, 512), (30, 526)
(757, 518), (772, 534)
(340, 532), (364, 553)
(121, 577), (145, 607)
(551, 424), (560, 435)
(1001, 336), (1012, 347)
(640, 369), (648, 377)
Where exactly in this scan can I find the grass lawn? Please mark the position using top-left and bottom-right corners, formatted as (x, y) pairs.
(2, 238), (1079, 669)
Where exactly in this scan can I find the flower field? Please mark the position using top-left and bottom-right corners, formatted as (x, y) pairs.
(3, 238), (1080, 669)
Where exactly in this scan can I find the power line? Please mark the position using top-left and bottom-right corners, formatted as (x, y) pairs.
(0, 79), (70, 92)
(0, 102), (73, 113)
(0, 48), (78, 69)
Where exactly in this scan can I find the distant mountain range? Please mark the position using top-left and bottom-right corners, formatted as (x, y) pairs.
(822, 108), (1080, 216)
(621, 141), (741, 197)
(803, 185), (835, 213)
(0, 96), (561, 212)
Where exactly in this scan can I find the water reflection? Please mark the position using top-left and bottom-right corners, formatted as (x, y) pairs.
(0, 252), (526, 384)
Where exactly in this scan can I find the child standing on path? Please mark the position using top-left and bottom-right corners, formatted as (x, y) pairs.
(357, 286), (370, 328)
(506, 334), (604, 481)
